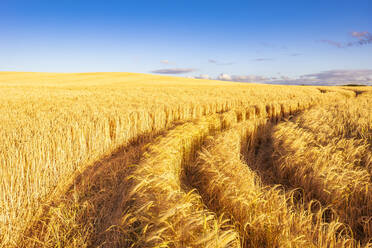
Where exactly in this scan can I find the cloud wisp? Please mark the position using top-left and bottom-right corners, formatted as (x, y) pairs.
(321, 31), (372, 48)
(195, 74), (211, 79)
(351, 31), (369, 38)
(320, 40), (343, 48)
(253, 58), (274, 62)
(208, 59), (234, 66)
(151, 68), (196, 74)
(349, 31), (372, 46)
(160, 60), (170, 64)
(217, 74), (269, 82)
(289, 53), (302, 56)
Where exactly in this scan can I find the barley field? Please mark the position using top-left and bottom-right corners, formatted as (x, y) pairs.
(0, 72), (371, 247)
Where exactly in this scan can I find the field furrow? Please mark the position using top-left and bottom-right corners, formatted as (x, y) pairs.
(18, 121), (189, 247)
(186, 114), (358, 247)
(19, 97), (317, 247)
(243, 96), (372, 245)
(271, 122), (372, 243)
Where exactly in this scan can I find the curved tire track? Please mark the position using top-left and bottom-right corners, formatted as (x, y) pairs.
(20, 98), (324, 248)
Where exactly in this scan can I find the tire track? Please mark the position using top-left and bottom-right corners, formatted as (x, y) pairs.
(246, 107), (371, 245)
(19, 121), (189, 248)
(120, 112), (241, 248)
(270, 119), (372, 244)
(20, 97), (327, 247)
(185, 106), (358, 247)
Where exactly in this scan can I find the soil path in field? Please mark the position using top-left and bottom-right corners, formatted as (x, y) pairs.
(243, 114), (369, 244)
(243, 120), (292, 188)
(243, 117), (336, 213)
(21, 108), (239, 247)
(21, 121), (187, 248)
(21, 102), (334, 248)
(22, 108), (335, 248)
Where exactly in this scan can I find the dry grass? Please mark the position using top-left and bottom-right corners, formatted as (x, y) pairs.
(0, 72), (371, 247)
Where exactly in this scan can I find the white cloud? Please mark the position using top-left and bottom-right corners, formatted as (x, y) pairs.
(151, 68), (196, 74)
(231, 75), (269, 82)
(298, 69), (372, 85)
(217, 73), (232, 81)
(201, 69), (372, 85)
(214, 74), (269, 83)
(195, 74), (211, 79)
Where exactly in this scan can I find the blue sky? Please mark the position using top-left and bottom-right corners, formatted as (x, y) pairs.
(1, 0), (372, 85)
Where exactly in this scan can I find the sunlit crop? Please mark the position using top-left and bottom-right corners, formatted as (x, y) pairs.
(0, 72), (370, 247)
